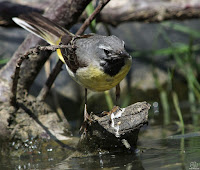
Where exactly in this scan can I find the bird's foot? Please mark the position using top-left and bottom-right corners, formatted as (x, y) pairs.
(101, 105), (120, 116)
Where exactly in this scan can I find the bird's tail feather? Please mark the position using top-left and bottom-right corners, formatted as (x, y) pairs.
(12, 12), (73, 45)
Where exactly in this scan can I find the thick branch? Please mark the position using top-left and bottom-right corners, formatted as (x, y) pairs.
(0, 1), (43, 27)
(1, 0), (200, 27)
(99, 0), (200, 26)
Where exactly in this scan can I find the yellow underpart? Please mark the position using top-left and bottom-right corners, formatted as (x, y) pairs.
(37, 31), (65, 62)
(56, 49), (65, 63)
(54, 36), (65, 63)
(76, 61), (132, 92)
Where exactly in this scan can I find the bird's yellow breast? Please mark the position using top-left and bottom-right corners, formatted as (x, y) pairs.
(76, 61), (132, 92)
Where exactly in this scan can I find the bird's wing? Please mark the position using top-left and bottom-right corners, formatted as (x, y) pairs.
(59, 35), (91, 73)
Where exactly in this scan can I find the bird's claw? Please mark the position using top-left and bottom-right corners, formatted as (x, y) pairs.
(101, 105), (120, 116)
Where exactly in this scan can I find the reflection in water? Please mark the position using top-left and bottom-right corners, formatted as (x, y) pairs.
(180, 138), (186, 170)
(0, 133), (200, 169)
(49, 135), (199, 170)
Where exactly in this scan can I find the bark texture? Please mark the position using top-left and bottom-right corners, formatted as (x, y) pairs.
(78, 102), (150, 152)
(1, 0), (200, 27)
(100, 0), (200, 26)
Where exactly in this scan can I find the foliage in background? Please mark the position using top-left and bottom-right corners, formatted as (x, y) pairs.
(134, 22), (200, 131)
(86, 2), (96, 33)
(0, 56), (9, 65)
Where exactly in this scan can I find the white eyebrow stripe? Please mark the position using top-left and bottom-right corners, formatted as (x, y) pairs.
(98, 44), (112, 51)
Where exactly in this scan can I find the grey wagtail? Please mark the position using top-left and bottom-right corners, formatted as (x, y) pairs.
(12, 13), (132, 123)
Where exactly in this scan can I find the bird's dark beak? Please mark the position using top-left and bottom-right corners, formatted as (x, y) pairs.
(120, 50), (131, 58)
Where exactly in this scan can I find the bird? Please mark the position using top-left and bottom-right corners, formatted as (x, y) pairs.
(12, 13), (132, 125)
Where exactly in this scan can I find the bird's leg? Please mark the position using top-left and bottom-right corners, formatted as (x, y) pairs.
(83, 88), (90, 122)
(85, 88), (87, 105)
(80, 88), (91, 136)
(115, 83), (120, 106)
(102, 84), (121, 116)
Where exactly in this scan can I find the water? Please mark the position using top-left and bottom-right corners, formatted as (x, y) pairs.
(0, 128), (199, 169)
(58, 134), (200, 170)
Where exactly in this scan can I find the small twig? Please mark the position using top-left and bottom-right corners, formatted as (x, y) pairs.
(37, 60), (63, 101)
(76, 0), (110, 35)
(10, 52), (31, 107)
(36, 44), (71, 51)
(10, 44), (71, 107)
(44, 58), (69, 125)
(38, 0), (111, 101)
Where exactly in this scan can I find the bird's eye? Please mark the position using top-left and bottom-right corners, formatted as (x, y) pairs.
(104, 49), (110, 55)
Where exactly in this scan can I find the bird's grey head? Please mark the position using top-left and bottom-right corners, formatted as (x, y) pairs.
(97, 35), (132, 76)
(75, 34), (132, 76)
(97, 35), (130, 61)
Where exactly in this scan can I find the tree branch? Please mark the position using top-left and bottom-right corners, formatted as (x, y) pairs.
(2, 0), (200, 27)
(76, 0), (110, 35)
(99, 0), (200, 26)
(9, 45), (71, 106)
(0, 1), (43, 27)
